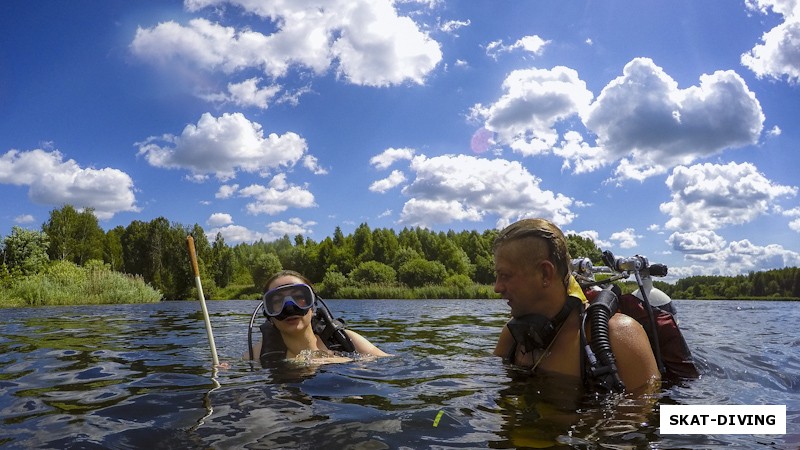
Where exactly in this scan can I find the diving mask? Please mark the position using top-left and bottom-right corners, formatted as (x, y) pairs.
(262, 283), (316, 319)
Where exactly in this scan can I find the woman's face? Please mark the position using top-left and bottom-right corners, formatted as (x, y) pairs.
(268, 275), (313, 333)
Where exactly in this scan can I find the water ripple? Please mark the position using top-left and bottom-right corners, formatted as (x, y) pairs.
(0, 299), (797, 448)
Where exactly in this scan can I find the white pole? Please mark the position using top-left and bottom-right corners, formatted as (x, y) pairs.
(187, 235), (220, 366)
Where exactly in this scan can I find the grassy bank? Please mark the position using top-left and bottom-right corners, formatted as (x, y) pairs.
(0, 260), (162, 308)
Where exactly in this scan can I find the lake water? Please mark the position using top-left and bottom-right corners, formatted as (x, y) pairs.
(1, 299), (798, 449)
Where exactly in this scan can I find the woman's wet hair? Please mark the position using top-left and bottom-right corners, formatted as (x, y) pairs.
(264, 269), (312, 292)
(493, 218), (572, 287)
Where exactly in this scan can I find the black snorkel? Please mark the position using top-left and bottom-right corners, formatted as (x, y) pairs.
(312, 297), (355, 352)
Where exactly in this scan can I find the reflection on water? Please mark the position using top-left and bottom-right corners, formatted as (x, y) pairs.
(0, 299), (798, 448)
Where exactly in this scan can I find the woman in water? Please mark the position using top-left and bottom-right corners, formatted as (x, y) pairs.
(247, 270), (389, 362)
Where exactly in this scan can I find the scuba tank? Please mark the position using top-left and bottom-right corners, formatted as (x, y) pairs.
(573, 251), (699, 389)
(633, 275), (677, 317)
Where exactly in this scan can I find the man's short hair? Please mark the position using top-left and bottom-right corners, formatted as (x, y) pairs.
(493, 218), (571, 286)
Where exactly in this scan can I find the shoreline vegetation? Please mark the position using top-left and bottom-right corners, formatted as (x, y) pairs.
(2, 205), (798, 308)
(0, 260), (161, 308)
(1, 268), (796, 308)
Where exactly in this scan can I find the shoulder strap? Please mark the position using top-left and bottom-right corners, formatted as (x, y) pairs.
(314, 299), (356, 353)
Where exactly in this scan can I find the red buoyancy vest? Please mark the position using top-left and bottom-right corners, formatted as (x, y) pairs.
(585, 289), (699, 381)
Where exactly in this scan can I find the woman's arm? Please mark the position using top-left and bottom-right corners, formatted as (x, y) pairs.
(344, 330), (390, 356)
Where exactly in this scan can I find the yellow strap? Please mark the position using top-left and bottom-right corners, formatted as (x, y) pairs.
(567, 274), (587, 304)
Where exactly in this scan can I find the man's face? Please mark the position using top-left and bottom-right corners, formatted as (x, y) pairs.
(493, 242), (543, 317)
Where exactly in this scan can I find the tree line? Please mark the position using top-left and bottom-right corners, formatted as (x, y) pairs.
(656, 267), (800, 300)
(1, 205), (797, 301)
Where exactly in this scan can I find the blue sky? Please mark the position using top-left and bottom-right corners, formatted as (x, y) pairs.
(2, 0), (799, 280)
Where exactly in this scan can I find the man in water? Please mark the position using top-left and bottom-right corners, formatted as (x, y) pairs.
(492, 218), (660, 392)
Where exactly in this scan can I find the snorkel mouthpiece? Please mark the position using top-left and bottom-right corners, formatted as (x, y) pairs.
(507, 314), (557, 351)
(273, 302), (309, 321)
(506, 297), (580, 354)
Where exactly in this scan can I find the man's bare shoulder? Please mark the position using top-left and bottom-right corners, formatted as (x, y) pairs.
(609, 312), (646, 334)
(607, 312), (656, 356)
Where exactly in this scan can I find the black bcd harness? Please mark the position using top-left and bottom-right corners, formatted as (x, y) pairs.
(247, 297), (356, 363)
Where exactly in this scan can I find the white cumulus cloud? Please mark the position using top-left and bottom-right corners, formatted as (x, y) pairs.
(136, 112), (308, 181)
(666, 230), (728, 255)
(202, 77), (282, 109)
(395, 154), (575, 228)
(13, 214), (35, 224)
(565, 229), (612, 249)
(369, 170), (407, 193)
(132, 0), (442, 88)
(0, 149), (139, 220)
(207, 212), (233, 227)
(215, 184), (239, 199)
(207, 217), (317, 244)
(485, 35), (551, 59)
(660, 162), (797, 231)
(238, 173), (316, 215)
(471, 66), (593, 157)
(742, 0), (800, 83)
(370, 147), (416, 170)
(584, 58), (765, 181)
(609, 227), (642, 249)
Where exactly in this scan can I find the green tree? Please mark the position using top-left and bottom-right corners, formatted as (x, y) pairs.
(319, 269), (347, 298)
(767, 280), (781, 297)
(444, 273), (473, 293)
(459, 231), (491, 265)
(209, 232), (234, 288)
(43, 205), (104, 265)
(474, 253), (495, 284)
(398, 227), (423, 255)
(417, 228), (440, 261)
(751, 272), (765, 296)
(372, 228), (399, 266)
(352, 223), (374, 263)
(250, 252), (282, 290)
(103, 226), (125, 271)
(120, 217), (195, 299)
(332, 226), (345, 247)
(392, 246), (422, 270)
(398, 258), (447, 287)
(2, 226), (50, 275)
(282, 244), (315, 280)
(437, 239), (474, 277)
(566, 233), (602, 263)
(349, 260), (396, 285)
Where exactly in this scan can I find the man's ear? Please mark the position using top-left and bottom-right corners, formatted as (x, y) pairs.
(538, 259), (557, 284)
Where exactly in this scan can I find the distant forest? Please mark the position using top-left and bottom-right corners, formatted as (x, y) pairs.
(655, 267), (800, 300)
(2, 205), (798, 301)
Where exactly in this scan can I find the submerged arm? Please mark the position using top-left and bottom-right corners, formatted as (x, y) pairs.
(345, 330), (390, 356)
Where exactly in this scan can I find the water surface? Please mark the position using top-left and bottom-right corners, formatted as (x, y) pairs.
(1, 299), (798, 448)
